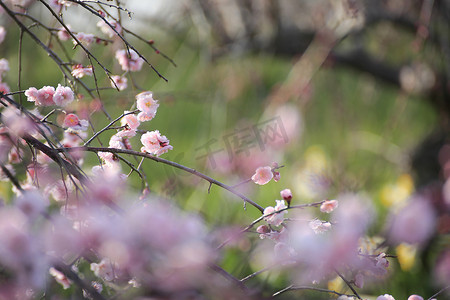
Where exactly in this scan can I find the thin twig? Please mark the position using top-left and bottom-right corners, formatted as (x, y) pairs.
(57, 146), (265, 213)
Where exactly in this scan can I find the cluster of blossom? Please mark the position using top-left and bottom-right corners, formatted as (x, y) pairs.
(25, 84), (74, 106)
(254, 191), (403, 294)
(99, 91), (172, 167)
(0, 177), (219, 298)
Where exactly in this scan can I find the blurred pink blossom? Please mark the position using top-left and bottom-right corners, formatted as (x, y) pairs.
(377, 294), (395, 300)
(49, 267), (72, 289)
(320, 199), (338, 213)
(71, 64), (93, 78)
(434, 250), (450, 287)
(110, 75), (128, 91)
(57, 25), (71, 41)
(73, 32), (95, 45)
(97, 19), (122, 38)
(0, 26), (6, 44)
(0, 58), (9, 78)
(407, 295), (424, 300)
(263, 200), (287, 226)
(91, 258), (120, 281)
(115, 49), (144, 72)
(309, 219), (331, 234)
(14, 190), (49, 220)
(0, 82), (10, 94)
(388, 196), (436, 245)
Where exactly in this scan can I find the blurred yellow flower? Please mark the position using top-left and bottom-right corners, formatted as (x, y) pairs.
(380, 174), (414, 207)
(327, 276), (345, 294)
(396, 243), (417, 271)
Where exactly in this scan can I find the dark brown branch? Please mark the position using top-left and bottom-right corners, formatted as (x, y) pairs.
(56, 146), (265, 213)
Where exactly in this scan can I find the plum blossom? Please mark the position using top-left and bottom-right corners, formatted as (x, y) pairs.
(73, 32), (95, 46)
(252, 166), (273, 185)
(309, 219), (331, 234)
(120, 111), (140, 131)
(377, 295), (395, 300)
(0, 82), (10, 94)
(25, 86), (55, 106)
(434, 250), (450, 287)
(0, 58), (9, 78)
(320, 199), (338, 213)
(57, 25), (71, 41)
(136, 91), (159, 121)
(115, 49), (144, 72)
(110, 75), (128, 91)
(97, 19), (122, 38)
(388, 196), (436, 245)
(263, 200), (287, 226)
(91, 258), (120, 282)
(141, 130), (173, 156)
(14, 190), (49, 220)
(1, 106), (36, 137)
(53, 84), (74, 106)
(280, 188), (292, 201)
(63, 113), (88, 131)
(407, 296), (423, 300)
(49, 267), (72, 289)
(0, 26), (5, 44)
(71, 64), (93, 78)
(354, 272), (364, 288)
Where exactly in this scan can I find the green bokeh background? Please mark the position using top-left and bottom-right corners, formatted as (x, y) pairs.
(0, 5), (444, 299)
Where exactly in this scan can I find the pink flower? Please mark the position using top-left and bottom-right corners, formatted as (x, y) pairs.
(110, 75), (127, 91)
(91, 258), (120, 281)
(0, 82), (10, 94)
(57, 25), (71, 41)
(280, 188), (292, 201)
(320, 199), (338, 213)
(73, 32), (95, 45)
(25, 86), (55, 106)
(97, 19), (122, 38)
(49, 267), (72, 289)
(115, 49), (144, 72)
(0, 26), (6, 44)
(407, 295), (424, 300)
(63, 113), (88, 131)
(71, 64), (93, 78)
(263, 200), (287, 226)
(141, 130), (173, 156)
(309, 219), (331, 234)
(136, 91), (159, 121)
(120, 111), (140, 131)
(389, 196), (436, 245)
(354, 272), (364, 288)
(15, 190), (49, 220)
(377, 294), (395, 300)
(0, 58), (9, 78)
(53, 84), (74, 106)
(434, 250), (450, 287)
(252, 166), (273, 185)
